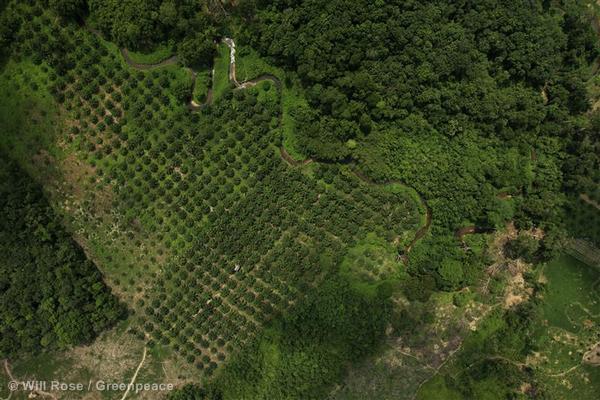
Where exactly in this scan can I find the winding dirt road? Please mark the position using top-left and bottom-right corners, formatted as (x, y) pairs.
(112, 35), (434, 262)
(279, 146), (313, 166)
(119, 347), (147, 400)
(116, 36), (281, 110)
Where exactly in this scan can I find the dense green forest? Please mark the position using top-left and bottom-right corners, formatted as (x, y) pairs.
(243, 0), (599, 233)
(235, 0), (600, 295)
(0, 154), (125, 357)
(0, 0), (599, 399)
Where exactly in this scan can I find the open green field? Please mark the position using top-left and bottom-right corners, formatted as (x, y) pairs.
(235, 45), (281, 82)
(541, 255), (600, 332)
(340, 233), (406, 297)
(193, 68), (211, 103)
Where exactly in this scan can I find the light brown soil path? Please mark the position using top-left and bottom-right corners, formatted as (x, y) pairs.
(2, 360), (14, 400)
(119, 347), (147, 400)
(3, 360), (57, 400)
(279, 146), (313, 166)
(581, 193), (600, 211)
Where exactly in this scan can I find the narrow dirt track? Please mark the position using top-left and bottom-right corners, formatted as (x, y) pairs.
(279, 146), (313, 166)
(2, 360), (14, 400)
(581, 193), (600, 211)
(116, 36), (281, 109)
(3, 360), (56, 400)
(119, 347), (147, 400)
(103, 31), (434, 262)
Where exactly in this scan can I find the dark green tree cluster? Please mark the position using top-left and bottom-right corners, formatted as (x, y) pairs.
(89, 0), (217, 61)
(167, 384), (222, 400)
(213, 275), (390, 400)
(49, 0), (87, 19)
(407, 234), (485, 294)
(0, 0), (18, 60)
(0, 155), (125, 357)
(563, 110), (600, 245)
(564, 111), (600, 195)
(243, 0), (599, 236)
(504, 234), (541, 263)
(246, 0), (596, 157)
(178, 29), (217, 68)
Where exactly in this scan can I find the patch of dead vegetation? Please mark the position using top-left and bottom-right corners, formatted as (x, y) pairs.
(69, 331), (141, 381)
(478, 223), (540, 308)
(583, 342), (600, 366)
(503, 260), (534, 309)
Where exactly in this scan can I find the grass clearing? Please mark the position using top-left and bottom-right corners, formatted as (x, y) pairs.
(126, 43), (175, 64)
(416, 375), (463, 400)
(533, 254), (600, 399)
(212, 43), (231, 101)
(340, 233), (406, 297)
(235, 45), (281, 81)
(541, 255), (600, 332)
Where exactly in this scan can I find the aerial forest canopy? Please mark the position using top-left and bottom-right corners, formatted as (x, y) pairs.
(245, 0), (596, 156)
(0, 155), (125, 357)
(0, 0), (599, 399)
(88, 0), (218, 66)
(243, 0), (600, 234)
